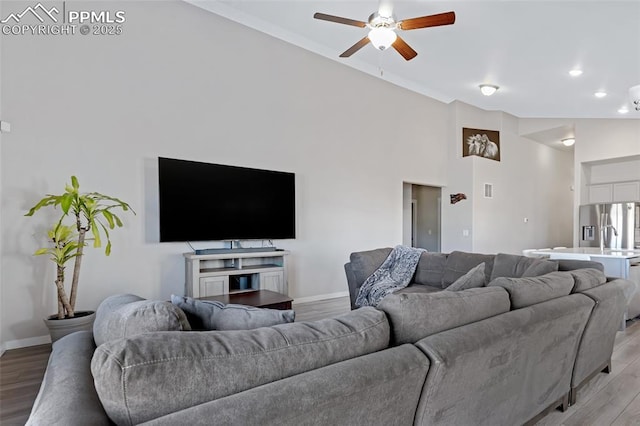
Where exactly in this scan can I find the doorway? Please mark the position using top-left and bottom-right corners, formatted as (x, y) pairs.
(403, 183), (441, 252)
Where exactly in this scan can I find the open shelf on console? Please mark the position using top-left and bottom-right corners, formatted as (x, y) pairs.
(184, 250), (290, 298)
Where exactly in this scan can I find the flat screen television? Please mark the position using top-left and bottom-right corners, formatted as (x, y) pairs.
(158, 157), (296, 242)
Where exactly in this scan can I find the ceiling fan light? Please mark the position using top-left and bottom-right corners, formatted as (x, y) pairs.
(479, 84), (499, 96)
(368, 27), (397, 50)
(562, 138), (575, 147)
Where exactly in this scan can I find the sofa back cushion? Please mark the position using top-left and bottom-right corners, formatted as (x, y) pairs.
(350, 247), (392, 286)
(442, 251), (495, 287)
(93, 294), (191, 347)
(91, 307), (390, 426)
(488, 271), (575, 309)
(490, 253), (559, 281)
(522, 259), (560, 277)
(569, 268), (607, 292)
(555, 259), (605, 272)
(413, 252), (449, 287)
(377, 287), (510, 345)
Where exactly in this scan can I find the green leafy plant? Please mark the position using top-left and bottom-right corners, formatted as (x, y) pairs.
(26, 176), (135, 319)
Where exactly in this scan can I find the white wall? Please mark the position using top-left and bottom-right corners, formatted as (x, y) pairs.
(519, 117), (640, 245)
(0, 1), (451, 346)
(0, 0), (4, 354)
(441, 103), (474, 252)
(402, 183), (412, 246)
(443, 102), (575, 254)
(574, 119), (640, 164)
(0, 0), (610, 348)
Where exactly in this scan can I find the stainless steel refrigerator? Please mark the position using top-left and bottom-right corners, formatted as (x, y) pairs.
(579, 202), (640, 249)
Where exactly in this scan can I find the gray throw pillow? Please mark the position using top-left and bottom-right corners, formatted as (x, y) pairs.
(93, 294), (191, 347)
(522, 259), (559, 277)
(446, 263), (486, 291)
(171, 295), (295, 330)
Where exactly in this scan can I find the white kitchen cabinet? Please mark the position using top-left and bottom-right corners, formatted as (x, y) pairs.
(588, 184), (613, 203)
(613, 181), (640, 202)
(588, 181), (640, 203)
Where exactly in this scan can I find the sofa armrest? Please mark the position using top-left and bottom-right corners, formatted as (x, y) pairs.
(344, 248), (392, 309)
(344, 262), (359, 310)
(571, 279), (629, 393)
(26, 331), (111, 426)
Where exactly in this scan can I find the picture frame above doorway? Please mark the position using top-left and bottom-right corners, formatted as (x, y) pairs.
(462, 128), (500, 162)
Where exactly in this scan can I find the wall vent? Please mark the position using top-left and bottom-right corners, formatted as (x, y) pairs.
(484, 183), (493, 199)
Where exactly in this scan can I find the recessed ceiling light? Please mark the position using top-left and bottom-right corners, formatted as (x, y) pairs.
(562, 138), (575, 147)
(618, 107), (629, 114)
(479, 84), (499, 96)
(569, 69), (583, 77)
(594, 91), (607, 98)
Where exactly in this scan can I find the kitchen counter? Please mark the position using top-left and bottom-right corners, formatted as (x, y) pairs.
(530, 247), (640, 259)
(529, 247), (640, 279)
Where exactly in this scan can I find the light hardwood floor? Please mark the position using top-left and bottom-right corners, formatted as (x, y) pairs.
(2, 297), (640, 426)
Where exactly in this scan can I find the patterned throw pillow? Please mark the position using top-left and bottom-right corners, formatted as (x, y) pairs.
(445, 263), (486, 291)
(171, 295), (295, 330)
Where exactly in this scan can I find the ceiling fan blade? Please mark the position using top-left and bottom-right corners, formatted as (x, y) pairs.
(340, 36), (371, 58)
(392, 36), (418, 61)
(398, 11), (456, 30)
(313, 12), (367, 28)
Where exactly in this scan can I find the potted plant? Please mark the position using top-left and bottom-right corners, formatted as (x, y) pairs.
(26, 176), (134, 341)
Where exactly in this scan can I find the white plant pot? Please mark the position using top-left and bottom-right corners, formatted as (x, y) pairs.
(43, 310), (96, 343)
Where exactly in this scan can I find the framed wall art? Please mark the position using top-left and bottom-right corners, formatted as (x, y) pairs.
(462, 128), (500, 162)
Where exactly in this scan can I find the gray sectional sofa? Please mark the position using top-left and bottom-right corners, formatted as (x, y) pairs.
(27, 250), (632, 425)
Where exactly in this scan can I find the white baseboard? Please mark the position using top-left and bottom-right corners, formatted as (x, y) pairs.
(1, 335), (51, 355)
(293, 291), (350, 305)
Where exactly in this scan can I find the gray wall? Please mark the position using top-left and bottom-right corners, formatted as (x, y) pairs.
(412, 185), (440, 252)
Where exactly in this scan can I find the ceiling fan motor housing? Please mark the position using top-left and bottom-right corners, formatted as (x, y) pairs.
(367, 12), (397, 29)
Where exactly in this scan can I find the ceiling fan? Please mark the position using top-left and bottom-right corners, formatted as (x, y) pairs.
(313, 9), (455, 61)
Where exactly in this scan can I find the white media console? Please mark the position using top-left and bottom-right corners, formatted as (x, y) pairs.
(184, 250), (290, 298)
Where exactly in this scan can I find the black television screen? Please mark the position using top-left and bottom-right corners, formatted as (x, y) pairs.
(158, 157), (296, 242)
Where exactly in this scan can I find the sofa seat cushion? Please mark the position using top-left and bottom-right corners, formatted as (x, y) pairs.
(569, 268), (607, 292)
(171, 295), (294, 330)
(378, 287), (510, 345)
(442, 251), (494, 287)
(394, 284), (442, 295)
(413, 252), (448, 288)
(488, 271), (575, 309)
(91, 307), (389, 426)
(93, 294), (191, 347)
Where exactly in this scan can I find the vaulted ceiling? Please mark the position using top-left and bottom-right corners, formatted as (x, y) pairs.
(187, 0), (640, 120)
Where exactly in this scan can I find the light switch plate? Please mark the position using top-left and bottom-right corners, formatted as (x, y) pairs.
(0, 121), (11, 133)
